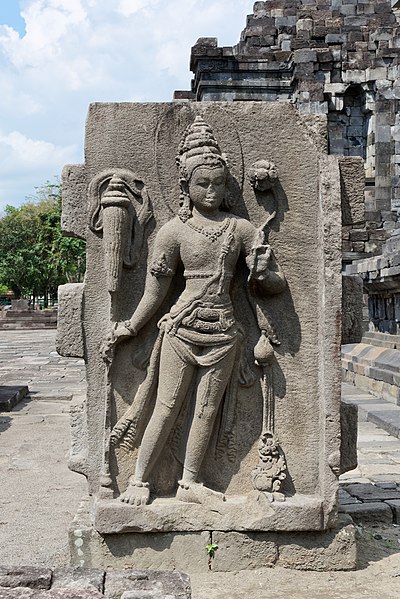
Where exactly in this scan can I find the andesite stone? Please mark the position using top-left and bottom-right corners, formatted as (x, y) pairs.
(59, 100), (354, 570)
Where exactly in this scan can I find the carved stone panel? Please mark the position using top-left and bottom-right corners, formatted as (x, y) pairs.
(59, 101), (342, 534)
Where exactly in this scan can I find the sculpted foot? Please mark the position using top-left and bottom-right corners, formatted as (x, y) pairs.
(120, 480), (150, 506)
(176, 480), (225, 504)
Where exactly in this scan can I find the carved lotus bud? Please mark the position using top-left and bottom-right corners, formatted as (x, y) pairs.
(248, 160), (278, 192)
(254, 333), (274, 366)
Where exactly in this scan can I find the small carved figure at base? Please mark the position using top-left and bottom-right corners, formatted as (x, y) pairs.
(119, 480), (150, 506)
(176, 480), (226, 504)
(252, 431), (287, 501)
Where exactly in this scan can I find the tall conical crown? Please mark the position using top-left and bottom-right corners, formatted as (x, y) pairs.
(177, 116), (226, 180)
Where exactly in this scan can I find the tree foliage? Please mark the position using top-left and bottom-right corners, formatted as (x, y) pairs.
(0, 181), (86, 303)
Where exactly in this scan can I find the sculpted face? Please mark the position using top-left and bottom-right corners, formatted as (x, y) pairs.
(188, 165), (226, 214)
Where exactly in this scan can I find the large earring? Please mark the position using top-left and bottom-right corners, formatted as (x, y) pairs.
(178, 193), (191, 222)
(178, 179), (192, 222)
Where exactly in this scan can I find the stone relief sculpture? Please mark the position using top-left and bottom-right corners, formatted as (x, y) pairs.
(248, 160), (287, 501)
(89, 168), (152, 296)
(103, 116), (287, 507)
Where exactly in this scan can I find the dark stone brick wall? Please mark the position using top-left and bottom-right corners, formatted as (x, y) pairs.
(176, 0), (400, 260)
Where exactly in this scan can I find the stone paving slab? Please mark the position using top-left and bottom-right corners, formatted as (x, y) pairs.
(0, 589), (104, 598)
(0, 331), (86, 400)
(0, 567), (191, 598)
(342, 502), (394, 524)
(0, 566), (52, 589)
(344, 483), (400, 502)
(339, 387), (400, 524)
(0, 395), (88, 567)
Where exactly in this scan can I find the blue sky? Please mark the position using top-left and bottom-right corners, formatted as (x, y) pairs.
(0, 1), (26, 35)
(0, 0), (254, 211)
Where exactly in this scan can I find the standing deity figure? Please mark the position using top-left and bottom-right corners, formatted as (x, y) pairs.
(107, 116), (286, 506)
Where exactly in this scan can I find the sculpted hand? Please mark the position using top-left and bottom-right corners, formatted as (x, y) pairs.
(101, 321), (137, 363)
(114, 321), (137, 341)
(246, 244), (272, 279)
(253, 245), (272, 273)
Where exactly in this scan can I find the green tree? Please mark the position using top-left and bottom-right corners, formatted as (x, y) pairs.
(0, 181), (86, 305)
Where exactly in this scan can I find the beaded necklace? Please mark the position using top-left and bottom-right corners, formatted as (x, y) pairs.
(186, 217), (230, 242)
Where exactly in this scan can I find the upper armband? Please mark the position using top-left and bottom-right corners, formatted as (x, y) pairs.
(150, 252), (174, 278)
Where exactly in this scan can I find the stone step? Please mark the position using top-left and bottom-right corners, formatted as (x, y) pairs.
(362, 331), (400, 350)
(342, 343), (400, 405)
(0, 320), (57, 330)
(342, 382), (400, 439)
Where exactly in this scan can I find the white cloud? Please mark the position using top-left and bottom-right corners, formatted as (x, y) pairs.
(0, 0), (254, 206)
(0, 130), (76, 210)
(117, 0), (150, 17)
(0, 130), (75, 171)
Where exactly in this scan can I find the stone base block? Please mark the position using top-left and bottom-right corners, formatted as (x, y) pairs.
(0, 566), (190, 599)
(0, 385), (29, 412)
(69, 499), (357, 573)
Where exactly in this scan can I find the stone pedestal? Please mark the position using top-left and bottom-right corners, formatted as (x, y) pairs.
(69, 498), (356, 573)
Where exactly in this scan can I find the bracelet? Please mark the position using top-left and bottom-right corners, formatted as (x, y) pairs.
(124, 320), (138, 335)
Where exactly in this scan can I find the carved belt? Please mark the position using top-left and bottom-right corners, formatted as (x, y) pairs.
(181, 307), (234, 333)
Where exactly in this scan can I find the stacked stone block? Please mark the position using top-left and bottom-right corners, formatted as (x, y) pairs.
(178, 0), (400, 258)
(346, 228), (400, 333)
(342, 339), (400, 403)
(0, 567), (191, 599)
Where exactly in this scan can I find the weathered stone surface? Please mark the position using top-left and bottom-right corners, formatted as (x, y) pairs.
(385, 499), (400, 524)
(185, 0), (400, 261)
(69, 499), (357, 572)
(341, 342), (400, 406)
(343, 501), (393, 524)
(0, 589), (36, 598)
(342, 274), (364, 345)
(68, 395), (89, 477)
(0, 587), (105, 598)
(277, 514), (357, 571)
(56, 284), (84, 359)
(61, 164), (87, 240)
(60, 100), (346, 577)
(339, 157), (365, 226)
(0, 385), (29, 412)
(94, 494), (324, 533)
(61, 101), (342, 538)
(340, 399), (358, 475)
(344, 482), (400, 502)
(38, 591), (104, 599)
(70, 499), (209, 573)
(104, 570), (191, 599)
(0, 566), (52, 590)
(52, 568), (104, 592)
(211, 531), (277, 571)
(338, 488), (361, 507)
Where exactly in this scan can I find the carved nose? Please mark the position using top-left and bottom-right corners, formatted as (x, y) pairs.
(206, 185), (216, 196)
